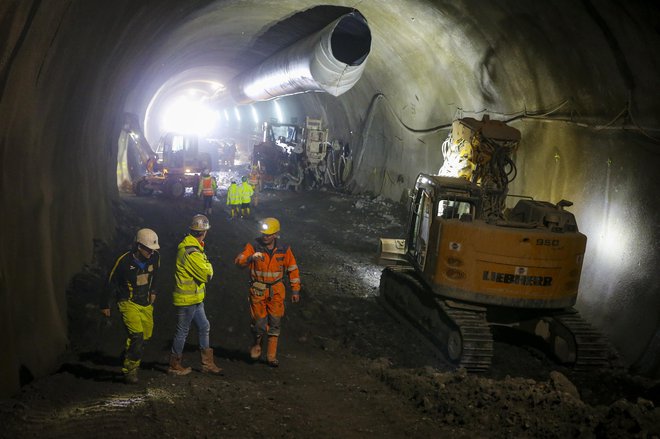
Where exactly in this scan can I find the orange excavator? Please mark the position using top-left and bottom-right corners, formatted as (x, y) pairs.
(378, 116), (615, 371)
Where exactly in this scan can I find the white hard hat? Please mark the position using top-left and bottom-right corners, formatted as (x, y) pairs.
(190, 214), (211, 231)
(136, 228), (160, 250)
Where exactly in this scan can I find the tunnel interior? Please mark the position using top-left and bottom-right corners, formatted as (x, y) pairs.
(1, 0), (659, 399)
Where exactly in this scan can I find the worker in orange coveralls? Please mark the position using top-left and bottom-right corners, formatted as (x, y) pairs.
(234, 217), (301, 367)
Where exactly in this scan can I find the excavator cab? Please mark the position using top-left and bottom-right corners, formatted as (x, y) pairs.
(406, 175), (481, 272)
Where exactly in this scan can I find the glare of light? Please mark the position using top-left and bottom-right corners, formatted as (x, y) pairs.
(595, 218), (629, 268)
(224, 109), (229, 121)
(234, 107), (241, 122)
(251, 105), (259, 124)
(161, 95), (218, 136)
(274, 100), (283, 123)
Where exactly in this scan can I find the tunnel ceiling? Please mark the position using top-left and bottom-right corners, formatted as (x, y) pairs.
(126, 2), (362, 140)
(114, 0), (659, 145)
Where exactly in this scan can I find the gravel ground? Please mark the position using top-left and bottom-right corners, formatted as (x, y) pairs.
(1, 187), (659, 438)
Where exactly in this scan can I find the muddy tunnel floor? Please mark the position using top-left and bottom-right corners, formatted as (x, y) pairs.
(1, 188), (660, 438)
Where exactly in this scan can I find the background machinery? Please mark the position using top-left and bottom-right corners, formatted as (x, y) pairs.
(118, 114), (213, 198)
(251, 117), (344, 190)
(378, 116), (614, 371)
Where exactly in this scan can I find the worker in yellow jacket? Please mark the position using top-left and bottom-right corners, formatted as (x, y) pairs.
(168, 214), (222, 376)
(239, 175), (254, 218)
(226, 180), (241, 219)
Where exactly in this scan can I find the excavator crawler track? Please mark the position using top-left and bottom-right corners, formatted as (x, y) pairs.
(553, 312), (619, 370)
(437, 301), (493, 371)
(380, 266), (493, 372)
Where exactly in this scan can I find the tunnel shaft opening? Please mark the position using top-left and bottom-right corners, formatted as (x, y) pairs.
(330, 13), (372, 66)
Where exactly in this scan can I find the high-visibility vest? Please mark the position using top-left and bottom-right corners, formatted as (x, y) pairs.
(172, 235), (213, 306)
(234, 240), (301, 293)
(248, 171), (259, 185)
(227, 183), (241, 205)
(239, 182), (254, 203)
(200, 176), (215, 196)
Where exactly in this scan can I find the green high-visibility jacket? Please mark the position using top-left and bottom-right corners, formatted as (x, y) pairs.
(173, 234), (214, 306)
(239, 181), (254, 203)
(227, 183), (241, 205)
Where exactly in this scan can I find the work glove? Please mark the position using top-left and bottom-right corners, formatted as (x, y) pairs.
(291, 292), (300, 303)
(249, 252), (264, 262)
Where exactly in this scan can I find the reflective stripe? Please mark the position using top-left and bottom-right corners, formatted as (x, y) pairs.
(174, 287), (198, 295)
(290, 278), (300, 284)
(252, 276), (284, 284)
(255, 270), (283, 278)
(287, 265), (298, 272)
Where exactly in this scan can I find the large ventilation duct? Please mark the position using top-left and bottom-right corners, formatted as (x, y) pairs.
(232, 10), (371, 104)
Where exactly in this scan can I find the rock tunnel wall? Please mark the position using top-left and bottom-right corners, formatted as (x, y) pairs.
(1, 0), (659, 397)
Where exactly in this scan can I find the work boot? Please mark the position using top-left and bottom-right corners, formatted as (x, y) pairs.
(267, 336), (279, 367)
(124, 368), (139, 384)
(168, 353), (192, 376)
(249, 336), (263, 360)
(200, 348), (222, 374)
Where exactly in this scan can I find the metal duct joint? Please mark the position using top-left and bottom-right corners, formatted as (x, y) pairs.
(232, 11), (371, 104)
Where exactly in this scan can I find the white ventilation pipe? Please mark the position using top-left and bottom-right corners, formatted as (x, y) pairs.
(232, 11), (371, 104)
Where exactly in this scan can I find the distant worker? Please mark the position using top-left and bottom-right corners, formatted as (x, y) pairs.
(234, 218), (301, 367)
(248, 165), (261, 206)
(100, 228), (161, 384)
(168, 214), (222, 376)
(239, 175), (254, 218)
(226, 179), (241, 219)
(197, 169), (218, 216)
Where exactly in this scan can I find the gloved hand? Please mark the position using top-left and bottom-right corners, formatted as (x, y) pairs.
(291, 291), (301, 303)
(100, 308), (111, 317)
(249, 252), (264, 262)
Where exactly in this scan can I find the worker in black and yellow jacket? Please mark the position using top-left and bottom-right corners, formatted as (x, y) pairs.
(100, 228), (161, 384)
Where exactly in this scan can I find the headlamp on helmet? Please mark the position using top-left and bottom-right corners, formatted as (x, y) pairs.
(259, 217), (280, 235)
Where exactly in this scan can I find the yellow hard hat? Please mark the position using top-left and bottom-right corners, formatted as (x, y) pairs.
(136, 228), (160, 250)
(190, 214), (211, 231)
(259, 217), (280, 235)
